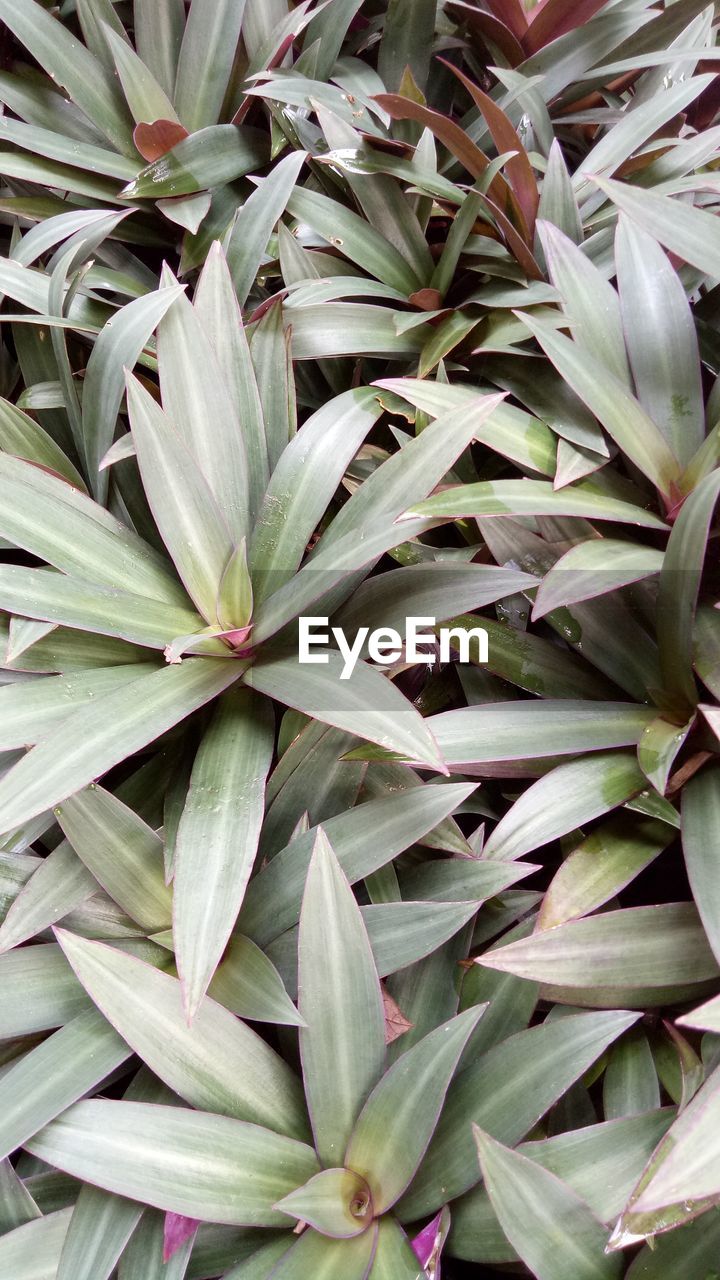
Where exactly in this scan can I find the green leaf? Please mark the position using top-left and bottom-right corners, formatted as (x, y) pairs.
(274, 1167), (373, 1238)
(403, 478), (668, 530)
(174, 688), (274, 1018)
(625, 1210), (720, 1280)
(0, 1007), (129, 1161)
(538, 815), (672, 930)
(473, 1127), (620, 1279)
(174, 0), (247, 132)
(0, 0), (133, 155)
(249, 388), (382, 604)
(0, 450), (185, 605)
(0, 943), (90, 1037)
(193, 243), (268, 524)
(0, 1210), (73, 1280)
(227, 152), (307, 308)
(616, 215), (704, 465)
(0, 665), (161, 750)
(264, 1225), (378, 1279)
(240, 782), (475, 946)
(451, 1110), (675, 1262)
(532, 539), (664, 620)
(122, 126), (267, 200)
(657, 470), (720, 713)
(157, 280), (251, 546)
(594, 175), (720, 282)
(286, 187), (423, 296)
(536, 139), (582, 243)
(0, 396), (84, 488)
(537, 219), (630, 385)
(56, 784), (171, 931)
(345, 1007), (483, 1213)
(396, 1010), (640, 1219)
(480, 904), (720, 996)
(27, 1099), (319, 1226)
(248, 652), (446, 773)
(0, 565), (221, 655)
(126, 374), (235, 622)
(375, 376), (556, 477)
(426, 701), (654, 768)
(55, 930), (309, 1139)
(104, 25), (179, 126)
(483, 753), (646, 862)
(0, 659), (241, 835)
(604, 1029), (660, 1120)
(82, 283), (184, 494)
(208, 934), (302, 1026)
(367, 1217), (424, 1280)
(56, 1187), (141, 1280)
(298, 830), (384, 1166)
(613, 1067), (720, 1241)
(637, 714), (694, 795)
(133, 0), (185, 98)
(517, 313), (681, 495)
(683, 766), (720, 966)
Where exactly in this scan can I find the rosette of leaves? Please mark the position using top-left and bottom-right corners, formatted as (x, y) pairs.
(0, 830), (640, 1279)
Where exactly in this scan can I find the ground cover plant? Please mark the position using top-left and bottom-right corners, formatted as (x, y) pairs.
(0, 0), (719, 1276)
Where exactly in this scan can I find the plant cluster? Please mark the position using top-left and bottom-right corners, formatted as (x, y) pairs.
(0, 1), (719, 1277)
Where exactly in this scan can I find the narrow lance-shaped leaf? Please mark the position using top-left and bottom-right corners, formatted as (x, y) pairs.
(82, 283), (184, 496)
(193, 243), (268, 524)
(483, 753), (647, 862)
(479, 904), (720, 996)
(56, 1186), (142, 1280)
(396, 1010), (641, 1220)
(682, 765), (720, 966)
(402, 479), (668, 530)
(26, 1100), (319, 1227)
(473, 1127), (621, 1280)
(0, 658), (241, 836)
(239, 782), (477, 947)
(174, 0), (247, 132)
(174, 688), (274, 1020)
(517, 312), (681, 496)
(298, 831), (385, 1167)
(657, 470), (720, 714)
(227, 151), (307, 309)
(532, 539), (664, 620)
(126, 373), (235, 623)
(345, 1007), (484, 1213)
(616, 215), (704, 465)
(248, 650), (447, 774)
(56, 784), (171, 931)
(55, 930), (309, 1140)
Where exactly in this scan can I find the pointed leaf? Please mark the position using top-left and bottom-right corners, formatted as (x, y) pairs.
(346, 1007), (484, 1212)
(174, 687), (274, 1018)
(274, 1167), (373, 1239)
(0, 659), (240, 835)
(483, 753), (646, 861)
(473, 1127), (620, 1279)
(299, 831), (385, 1166)
(27, 1100), (319, 1226)
(404, 479), (668, 530)
(56, 930), (309, 1139)
(481, 904), (720, 995)
(396, 1010), (640, 1220)
(683, 766), (720, 965)
(267, 1225), (378, 1278)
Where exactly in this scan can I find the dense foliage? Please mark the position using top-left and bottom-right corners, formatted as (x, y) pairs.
(0, 0), (720, 1277)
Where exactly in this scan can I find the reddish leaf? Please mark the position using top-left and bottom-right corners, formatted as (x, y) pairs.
(441, 60), (539, 237)
(412, 1207), (450, 1278)
(446, 3), (525, 67)
(134, 120), (189, 163)
(163, 1213), (199, 1262)
(525, 0), (609, 55)
(483, 0), (528, 40)
(382, 985), (413, 1045)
